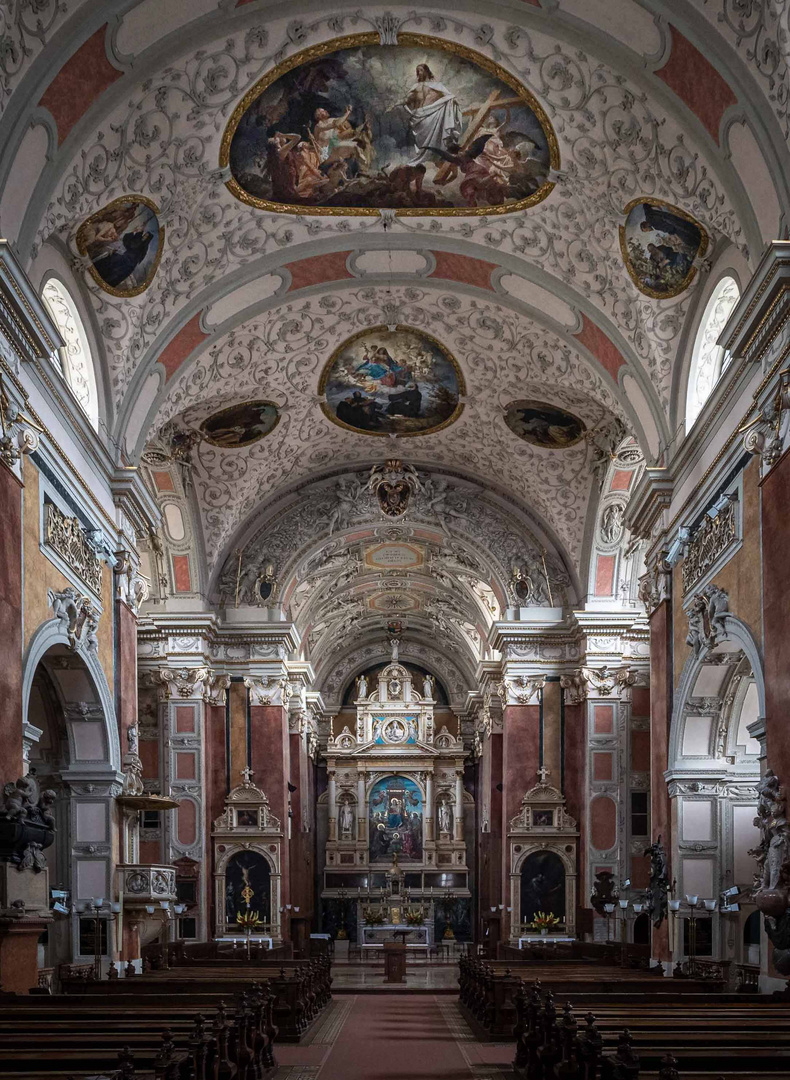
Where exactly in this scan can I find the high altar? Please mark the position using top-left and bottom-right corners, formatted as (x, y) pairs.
(322, 645), (469, 941)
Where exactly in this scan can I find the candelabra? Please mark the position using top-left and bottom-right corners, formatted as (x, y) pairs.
(601, 879), (649, 965)
(75, 897), (122, 979)
(668, 893), (717, 974)
(144, 899), (187, 971)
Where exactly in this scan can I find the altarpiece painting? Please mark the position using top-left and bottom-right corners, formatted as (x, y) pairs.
(222, 34), (558, 215)
(369, 775), (423, 862)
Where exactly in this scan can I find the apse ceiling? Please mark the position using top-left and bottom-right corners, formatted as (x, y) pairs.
(2, 0), (787, 676)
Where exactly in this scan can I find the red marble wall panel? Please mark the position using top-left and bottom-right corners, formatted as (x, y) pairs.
(151, 471), (175, 492)
(610, 470), (633, 492)
(39, 27), (122, 145)
(630, 854), (651, 889)
(284, 251), (353, 292)
(503, 704), (540, 916)
(250, 705), (291, 910)
(590, 796), (617, 850)
(594, 555), (616, 596)
(140, 840), (160, 863)
(593, 705), (613, 734)
(655, 25), (737, 144)
(574, 314), (626, 381)
(631, 730), (650, 772)
(205, 703), (227, 933)
(649, 599), (673, 960)
(116, 601), (137, 750)
(175, 752), (196, 781)
(429, 251), (496, 291)
(0, 466), (23, 786)
(175, 706), (195, 733)
(158, 314), (209, 382)
(172, 555), (191, 592)
(762, 450), (790, 779)
(592, 752), (613, 781)
(177, 799), (197, 846)
(632, 687), (650, 716)
(562, 700), (586, 921)
(139, 740), (158, 777)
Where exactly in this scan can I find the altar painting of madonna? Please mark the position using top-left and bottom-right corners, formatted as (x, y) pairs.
(320, 326), (464, 437)
(369, 775), (423, 862)
(221, 34), (558, 215)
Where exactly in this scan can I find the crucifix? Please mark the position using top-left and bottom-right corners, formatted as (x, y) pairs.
(241, 766), (254, 786)
(433, 88), (524, 184)
(537, 764), (551, 785)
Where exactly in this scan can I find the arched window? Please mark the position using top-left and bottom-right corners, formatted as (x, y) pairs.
(41, 277), (99, 429)
(686, 276), (740, 430)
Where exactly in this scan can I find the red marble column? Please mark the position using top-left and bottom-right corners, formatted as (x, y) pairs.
(288, 733), (314, 954)
(649, 600), (673, 962)
(205, 703), (227, 935)
(762, 452), (790, 779)
(483, 731), (503, 948)
(563, 700), (587, 924)
(115, 600), (137, 750)
(0, 464), (23, 786)
(250, 706), (291, 921)
(502, 704), (540, 938)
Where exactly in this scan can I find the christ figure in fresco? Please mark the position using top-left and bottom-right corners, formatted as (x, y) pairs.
(403, 64), (462, 166)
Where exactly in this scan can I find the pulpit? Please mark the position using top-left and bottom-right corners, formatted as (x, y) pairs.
(383, 941), (407, 983)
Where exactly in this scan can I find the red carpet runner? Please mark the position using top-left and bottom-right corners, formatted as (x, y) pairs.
(318, 994), (474, 1079)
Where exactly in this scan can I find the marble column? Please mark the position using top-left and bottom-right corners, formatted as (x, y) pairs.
(425, 772), (434, 842)
(328, 770), (337, 841)
(454, 770), (464, 842)
(357, 770), (366, 842)
(0, 461), (23, 787)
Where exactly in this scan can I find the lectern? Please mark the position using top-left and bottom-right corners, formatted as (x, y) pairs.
(383, 941), (407, 983)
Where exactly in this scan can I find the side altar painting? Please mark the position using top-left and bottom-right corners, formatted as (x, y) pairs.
(319, 326), (463, 437)
(222, 34), (558, 214)
(369, 775), (423, 862)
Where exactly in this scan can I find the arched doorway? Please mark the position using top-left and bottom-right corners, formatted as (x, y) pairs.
(668, 610), (762, 968)
(22, 621), (121, 972)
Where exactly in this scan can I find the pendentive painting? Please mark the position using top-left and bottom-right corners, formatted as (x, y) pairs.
(369, 775), (423, 862)
(76, 196), (164, 297)
(504, 400), (586, 449)
(319, 326), (464, 437)
(221, 33), (559, 216)
(620, 198), (708, 298)
(199, 400), (280, 448)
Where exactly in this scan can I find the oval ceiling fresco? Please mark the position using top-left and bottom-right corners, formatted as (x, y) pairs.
(76, 195), (164, 297)
(619, 197), (708, 299)
(221, 33), (559, 216)
(319, 325), (464, 437)
(504, 399), (586, 449)
(199, 399), (280, 448)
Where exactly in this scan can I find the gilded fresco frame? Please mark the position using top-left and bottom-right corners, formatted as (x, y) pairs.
(75, 194), (164, 298)
(318, 324), (466, 438)
(199, 398), (281, 448)
(219, 32), (560, 217)
(619, 196), (709, 301)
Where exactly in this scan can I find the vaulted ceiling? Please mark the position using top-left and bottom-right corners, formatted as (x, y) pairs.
(4, 0), (787, 682)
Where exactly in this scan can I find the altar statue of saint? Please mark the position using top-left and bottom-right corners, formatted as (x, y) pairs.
(438, 800), (452, 834)
(339, 799), (354, 835)
(356, 674), (368, 699)
(422, 674), (434, 699)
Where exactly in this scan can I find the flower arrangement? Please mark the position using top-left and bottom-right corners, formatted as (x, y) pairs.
(362, 906), (385, 926)
(529, 911), (561, 931)
(236, 910), (262, 930)
(405, 907), (424, 926)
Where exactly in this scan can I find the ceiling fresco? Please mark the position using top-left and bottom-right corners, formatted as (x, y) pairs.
(2, 0), (787, 678)
(222, 34), (558, 215)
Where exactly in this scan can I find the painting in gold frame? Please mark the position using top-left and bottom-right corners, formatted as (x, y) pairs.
(318, 325), (464, 438)
(619, 197), (708, 299)
(76, 195), (164, 298)
(220, 33), (559, 217)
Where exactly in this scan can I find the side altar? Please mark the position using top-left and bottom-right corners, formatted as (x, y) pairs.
(321, 643), (470, 940)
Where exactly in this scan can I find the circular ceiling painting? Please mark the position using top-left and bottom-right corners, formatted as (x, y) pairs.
(221, 33), (558, 216)
(199, 400), (280, 448)
(319, 326), (464, 437)
(504, 400), (586, 449)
